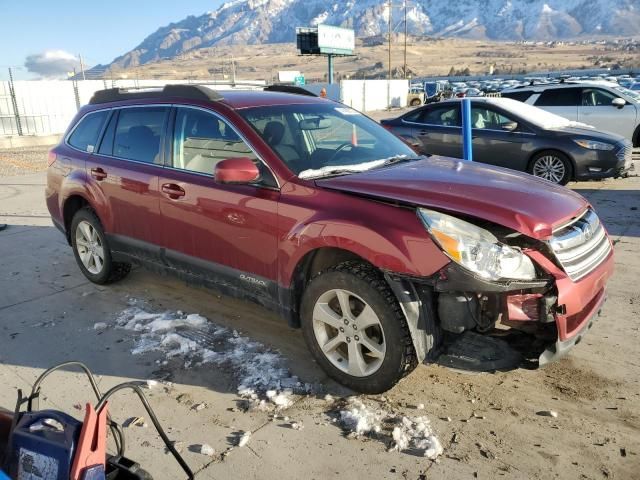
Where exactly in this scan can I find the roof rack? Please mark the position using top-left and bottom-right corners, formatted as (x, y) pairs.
(89, 84), (223, 105)
(263, 85), (317, 97)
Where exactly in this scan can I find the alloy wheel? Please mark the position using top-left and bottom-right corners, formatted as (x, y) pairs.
(75, 220), (105, 275)
(532, 155), (566, 183)
(312, 289), (386, 377)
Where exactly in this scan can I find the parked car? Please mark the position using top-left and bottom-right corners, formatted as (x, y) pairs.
(47, 85), (614, 393)
(381, 97), (632, 185)
(501, 81), (640, 146)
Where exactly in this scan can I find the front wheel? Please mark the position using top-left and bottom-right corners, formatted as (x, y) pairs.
(529, 151), (572, 185)
(300, 262), (417, 393)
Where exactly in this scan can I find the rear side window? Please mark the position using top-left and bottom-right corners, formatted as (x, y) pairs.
(113, 107), (168, 164)
(402, 109), (423, 122)
(68, 111), (109, 153)
(501, 90), (533, 102)
(420, 106), (461, 126)
(535, 88), (581, 107)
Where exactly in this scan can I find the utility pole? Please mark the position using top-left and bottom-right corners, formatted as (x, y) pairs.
(403, 1), (408, 78)
(7, 67), (23, 136)
(388, 0), (392, 81)
(78, 54), (86, 80)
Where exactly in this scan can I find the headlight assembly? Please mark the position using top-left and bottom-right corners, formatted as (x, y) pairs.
(417, 208), (536, 281)
(573, 139), (615, 151)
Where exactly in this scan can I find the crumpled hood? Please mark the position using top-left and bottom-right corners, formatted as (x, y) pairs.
(316, 156), (589, 239)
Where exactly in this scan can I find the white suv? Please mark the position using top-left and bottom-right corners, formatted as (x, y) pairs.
(502, 81), (640, 146)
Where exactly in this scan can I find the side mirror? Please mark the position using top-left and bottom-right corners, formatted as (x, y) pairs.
(502, 121), (518, 132)
(612, 98), (626, 108)
(214, 157), (260, 184)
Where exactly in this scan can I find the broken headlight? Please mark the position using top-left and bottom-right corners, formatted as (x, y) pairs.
(417, 208), (536, 281)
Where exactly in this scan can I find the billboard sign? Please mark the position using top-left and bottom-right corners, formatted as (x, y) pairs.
(317, 24), (355, 55)
(278, 70), (301, 82)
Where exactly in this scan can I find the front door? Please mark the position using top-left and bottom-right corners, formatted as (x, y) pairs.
(579, 87), (636, 140)
(469, 104), (530, 171)
(158, 105), (280, 302)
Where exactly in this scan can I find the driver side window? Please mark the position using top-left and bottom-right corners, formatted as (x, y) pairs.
(172, 107), (276, 187)
(582, 88), (617, 107)
(470, 107), (516, 130)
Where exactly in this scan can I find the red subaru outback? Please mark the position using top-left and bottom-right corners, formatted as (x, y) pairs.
(46, 85), (613, 393)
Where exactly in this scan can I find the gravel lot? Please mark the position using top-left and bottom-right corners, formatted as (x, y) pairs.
(0, 145), (52, 177)
(1, 164), (639, 478)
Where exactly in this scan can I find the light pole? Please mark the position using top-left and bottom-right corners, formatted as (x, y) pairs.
(403, 1), (408, 79)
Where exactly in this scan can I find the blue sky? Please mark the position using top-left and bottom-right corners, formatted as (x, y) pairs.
(0, 0), (224, 79)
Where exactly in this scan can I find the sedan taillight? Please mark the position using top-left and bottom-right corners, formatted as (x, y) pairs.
(47, 151), (57, 166)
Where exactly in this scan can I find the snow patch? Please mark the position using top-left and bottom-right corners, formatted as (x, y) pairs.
(339, 399), (384, 435)
(338, 399), (443, 459)
(115, 304), (306, 409)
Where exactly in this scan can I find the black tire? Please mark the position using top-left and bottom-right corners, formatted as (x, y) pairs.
(70, 207), (131, 285)
(300, 261), (417, 393)
(528, 150), (573, 186)
(409, 98), (422, 107)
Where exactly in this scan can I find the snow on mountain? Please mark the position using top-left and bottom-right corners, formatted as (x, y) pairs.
(109, 0), (640, 68)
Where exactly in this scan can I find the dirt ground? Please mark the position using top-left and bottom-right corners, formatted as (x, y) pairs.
(111, 37), (638, 82)
(0, 158), (639, 479)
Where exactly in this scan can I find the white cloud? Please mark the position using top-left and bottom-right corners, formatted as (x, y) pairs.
(24, 50), (81, 78)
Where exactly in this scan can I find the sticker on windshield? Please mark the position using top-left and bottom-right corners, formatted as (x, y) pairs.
(335, 107), (359, 116)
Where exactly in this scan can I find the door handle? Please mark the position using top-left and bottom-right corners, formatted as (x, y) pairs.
(161, 183), (186, 199)
(419, 129), (429, 135)
(90, 167), (107, 181)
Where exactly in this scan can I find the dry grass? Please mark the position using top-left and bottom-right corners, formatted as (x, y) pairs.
(107, 37), (637, 82)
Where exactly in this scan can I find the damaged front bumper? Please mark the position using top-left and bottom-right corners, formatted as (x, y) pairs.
(385, 246), (614, 369)
(538, 291), (605, 365)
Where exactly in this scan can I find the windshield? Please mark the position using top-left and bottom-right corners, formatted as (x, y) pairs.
(613, 85), (640, 102)
(239, 103), (417, 178)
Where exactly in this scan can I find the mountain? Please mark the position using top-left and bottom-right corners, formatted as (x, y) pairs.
(109, 0), (640, 68)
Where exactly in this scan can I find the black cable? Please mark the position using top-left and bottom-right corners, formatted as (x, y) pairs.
(95, 383), (194, 480)
(28, 361), (125, 456)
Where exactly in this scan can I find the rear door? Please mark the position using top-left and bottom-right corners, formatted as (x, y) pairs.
(410, 104), (462, 158)
(578, 87), (636, 139)
(533, 87), (581, 120)
(158, 105), (280, 300)
(469, 104), (531, 171)
(87, 105), (168, 257)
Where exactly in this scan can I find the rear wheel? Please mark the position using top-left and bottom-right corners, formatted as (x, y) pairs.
(71, 208), (131, 284)
(409, 98), (422, 107)
(300, 262), (417, 393)
(529, 151), (572, 185)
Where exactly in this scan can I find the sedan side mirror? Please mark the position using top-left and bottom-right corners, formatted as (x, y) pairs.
(502, 121), (518, 132)
(214, 157), (260, 184)
(612, 98), (626, 108)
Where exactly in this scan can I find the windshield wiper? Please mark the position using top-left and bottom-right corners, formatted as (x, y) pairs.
(374, 155), (425, 168)
(298, 156), (425, 180)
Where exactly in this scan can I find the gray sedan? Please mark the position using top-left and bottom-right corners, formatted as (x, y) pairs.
(381, 98), (632, 185)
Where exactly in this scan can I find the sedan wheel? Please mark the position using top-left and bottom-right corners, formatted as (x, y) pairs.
(312, 289), (386, 377)
(532, 154), (568, 184)
(75, 220), (105, 274)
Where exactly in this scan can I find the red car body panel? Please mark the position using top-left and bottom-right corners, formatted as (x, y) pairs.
(276, 181), (451, 286)
(316, 155), (589, 240)
(526, 248), (613, 341)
